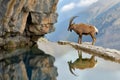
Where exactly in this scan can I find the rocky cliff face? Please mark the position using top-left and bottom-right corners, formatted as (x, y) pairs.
(0, 0), (58, 49)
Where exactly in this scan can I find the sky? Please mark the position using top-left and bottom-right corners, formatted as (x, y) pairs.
(59, 0), (98, 13)
(57, 0), (98, 21)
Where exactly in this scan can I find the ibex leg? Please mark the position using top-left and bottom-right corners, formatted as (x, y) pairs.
(90, 33), (96, 45)
(78, 35), (82, 44)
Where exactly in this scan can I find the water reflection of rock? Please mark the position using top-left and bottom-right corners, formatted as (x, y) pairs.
(0, 48), (58, 80)
(68, 50), (97, 76)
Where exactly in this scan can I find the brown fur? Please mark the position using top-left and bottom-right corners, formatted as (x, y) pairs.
(68, 16), (98, 45)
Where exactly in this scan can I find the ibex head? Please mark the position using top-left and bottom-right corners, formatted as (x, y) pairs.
(68, 16), (78, 32)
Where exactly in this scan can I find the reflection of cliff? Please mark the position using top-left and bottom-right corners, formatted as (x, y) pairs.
(68, 50), (97, 76)
(0, 48), (58, 80)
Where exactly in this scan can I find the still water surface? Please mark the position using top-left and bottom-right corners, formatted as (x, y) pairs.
(0, 41), (120, 80)
(37, 41), (120, 80)
(55, 50), (120, 80)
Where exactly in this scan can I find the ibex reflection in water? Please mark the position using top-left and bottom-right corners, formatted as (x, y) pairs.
(68, 50), (97, 76)
(68, 16), (98, 45)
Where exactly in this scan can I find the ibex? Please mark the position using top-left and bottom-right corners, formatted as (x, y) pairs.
(68, 50), (97, 76)
(68, 16), (98, 45)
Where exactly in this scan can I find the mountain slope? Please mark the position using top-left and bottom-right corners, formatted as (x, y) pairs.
(47, 0), (120, 50)
(90, 2), (120, 49)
